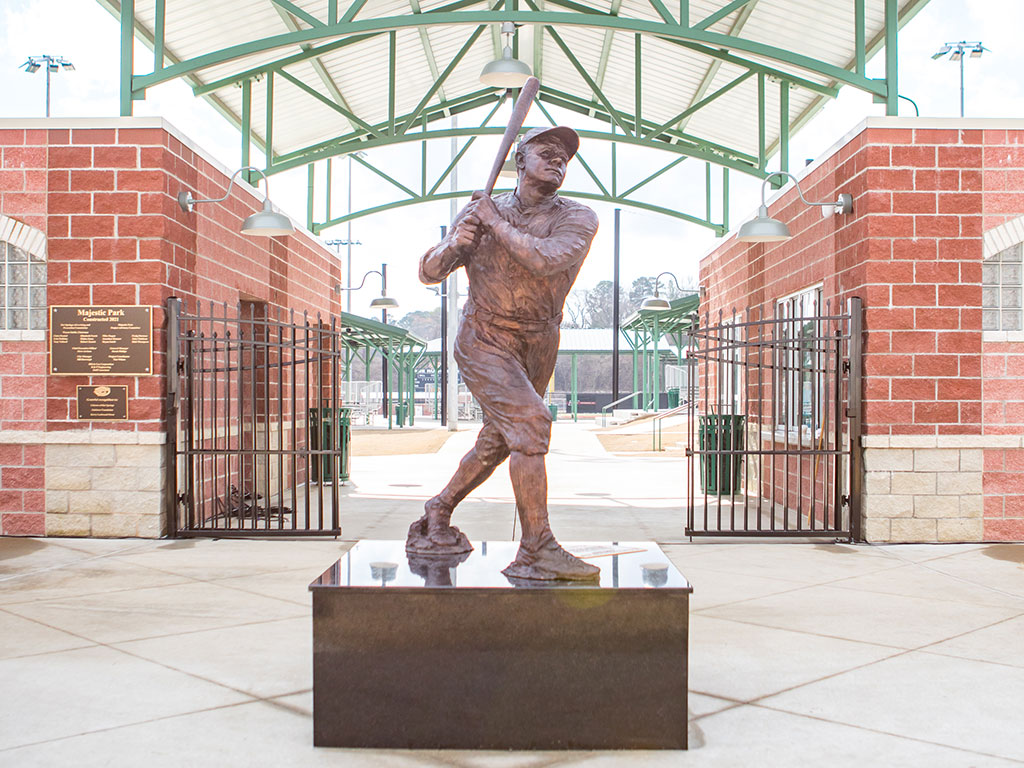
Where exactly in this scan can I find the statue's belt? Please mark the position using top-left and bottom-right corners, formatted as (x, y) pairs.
(464, 304), (561, 332)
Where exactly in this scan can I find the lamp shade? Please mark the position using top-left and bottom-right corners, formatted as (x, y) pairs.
(737, 205), (791, 243)
(369, 296), (399, 310)
(241, 199), (294, 236)
(480, 47), (533, 88)
(641, 296), (672, 311)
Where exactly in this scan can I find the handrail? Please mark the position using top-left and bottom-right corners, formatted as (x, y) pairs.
(652, 401), (692, 451)
(600, 390), (644, 427)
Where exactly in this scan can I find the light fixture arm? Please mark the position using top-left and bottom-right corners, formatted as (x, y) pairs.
(336, 269), (384, 293)
(177, 166), (268, 213)
(758, 171), (852, 215)
(652, 271), (684, 298)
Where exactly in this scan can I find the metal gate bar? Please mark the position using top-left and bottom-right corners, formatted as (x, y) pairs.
(685, 297), (862, 539)
(167, 297), (345, 537)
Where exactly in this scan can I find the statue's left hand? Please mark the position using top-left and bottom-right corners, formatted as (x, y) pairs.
(470, 191), (501, 229)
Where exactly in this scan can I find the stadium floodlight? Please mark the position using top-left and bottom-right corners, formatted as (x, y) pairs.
(19, 55), (75, 116)
(931, 41), (988, 117)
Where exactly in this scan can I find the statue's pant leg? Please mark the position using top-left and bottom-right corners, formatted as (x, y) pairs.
(433, 423), (509, 514)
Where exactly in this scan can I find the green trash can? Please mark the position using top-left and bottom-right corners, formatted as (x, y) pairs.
(309, 407), (351, 484)
(699, 414), (746, 494)
(548, 404), (559, 421)
(667, 387), (680, 408)
(394, 404), (406, 427)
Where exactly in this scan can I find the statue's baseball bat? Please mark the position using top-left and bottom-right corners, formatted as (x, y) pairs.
(482, 76), (540, 196)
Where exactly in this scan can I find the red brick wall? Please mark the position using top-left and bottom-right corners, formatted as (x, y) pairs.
(700, 119), (1024, 541)
(0, 120), (344, 535)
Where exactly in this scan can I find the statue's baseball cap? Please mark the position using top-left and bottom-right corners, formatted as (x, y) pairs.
(517, 126), (580, 159)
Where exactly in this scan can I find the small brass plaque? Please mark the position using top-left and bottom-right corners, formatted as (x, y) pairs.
(76, 385), (129, 421)
(50, 306), (153, 376)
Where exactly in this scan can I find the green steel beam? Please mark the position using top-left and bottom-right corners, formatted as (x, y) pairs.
(274, 4), (360, 122)
(855, 0), (866, 76)
(692, 0), (756, 31)
(306, 163), (315, 230)
(276, 69), (383, 138)
(341, 0), (370, 23)
(153, 0), (165, 72)
(536, 86), (759, 164)
(389, 31), (397, 134)
(399, 25), (486, 135)
(265, 71), (274, 162)
(409, 0), (447, 104)
(269, 0), (325, 28)
(779, 79), (789, 174)
(544, 25), (633, 136)
(634, 33), (642, 135)
(757, 72), (765, 169)
(885, 0), (898, 115)
(270, 116), (765, 180)
(594, 0), (623, 93)
(119, 0), (134, 115)
(351, 153), (418, 199)
(646, 0), (677, 26)
(619, 155), (686, 198)
(313, 187), (726, 234)
(241, 78), (252, 178)
(645, 70), (754, 141)
(674, 0), (759, 136)
(132, 12), (885, 99)
(428, 94), (506, 195)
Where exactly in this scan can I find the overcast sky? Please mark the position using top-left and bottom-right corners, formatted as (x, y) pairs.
(1, 0), (1021, 317)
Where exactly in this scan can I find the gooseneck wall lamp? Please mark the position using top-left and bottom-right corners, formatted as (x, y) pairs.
(641, 272), (686, 311)
(177, 166), (294, 237)
(480, 22), (533, 88)
(334, 266), (399, 312)
(737, 171), (853, 244)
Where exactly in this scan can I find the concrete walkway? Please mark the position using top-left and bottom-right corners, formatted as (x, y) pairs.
(2, 421), (1023, 766)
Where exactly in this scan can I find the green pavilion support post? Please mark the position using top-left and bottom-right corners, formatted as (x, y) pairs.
(652, 313), (661, 411)
(632, 341), (639, 409)
(119, 0), (135, 115)
(885, 0), (899, 115)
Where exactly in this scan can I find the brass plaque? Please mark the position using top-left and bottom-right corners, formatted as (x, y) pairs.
(50, 306), (153, 376)
(76, 385), (129, 421)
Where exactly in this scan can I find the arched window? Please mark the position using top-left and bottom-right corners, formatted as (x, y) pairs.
(0, 215), (47, 333)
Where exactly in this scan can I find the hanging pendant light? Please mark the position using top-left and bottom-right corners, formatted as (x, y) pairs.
(480, 22), (532, 89)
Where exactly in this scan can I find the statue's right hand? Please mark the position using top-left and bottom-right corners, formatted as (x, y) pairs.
(453, 214), (480, 250)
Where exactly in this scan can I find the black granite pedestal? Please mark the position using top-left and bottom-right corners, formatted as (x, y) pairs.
(309, 540), (692, 750)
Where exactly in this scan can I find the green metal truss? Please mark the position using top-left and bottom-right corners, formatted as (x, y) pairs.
(110, 0), (924, 230)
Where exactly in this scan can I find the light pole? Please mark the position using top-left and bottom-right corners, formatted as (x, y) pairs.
(931, 41), (988, 118)
(324, 238), (362, 314)
(335, 267), (398, 421)
(20, 55), (75, 117)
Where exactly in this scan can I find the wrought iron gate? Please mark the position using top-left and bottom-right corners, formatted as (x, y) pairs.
(167, 297), (347, 536)
(685, 297), (862, 539)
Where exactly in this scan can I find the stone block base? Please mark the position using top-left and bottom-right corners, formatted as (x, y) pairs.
(310, 540), (692, 750)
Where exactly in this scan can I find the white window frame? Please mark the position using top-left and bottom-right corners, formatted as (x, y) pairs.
(775, 285), (823, 435)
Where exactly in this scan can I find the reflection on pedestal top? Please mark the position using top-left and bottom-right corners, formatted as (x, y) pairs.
(310, 540), (692, 591)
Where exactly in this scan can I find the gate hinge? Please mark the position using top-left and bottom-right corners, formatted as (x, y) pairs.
(842, 359), (851, 374)
(841, 494), (850, 507)
(176, 358), (185, 373)
(685, 449), (694, 457)
(177, 493), (187, 506)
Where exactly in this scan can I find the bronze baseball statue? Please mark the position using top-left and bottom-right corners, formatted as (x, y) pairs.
(407, 91), (600, 581)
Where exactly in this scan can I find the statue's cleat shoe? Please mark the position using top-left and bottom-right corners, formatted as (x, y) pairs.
(501, 543), (600, 581)
(405, 499), (473, 555)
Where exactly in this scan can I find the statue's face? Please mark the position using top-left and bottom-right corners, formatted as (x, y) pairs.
(517, 138), (569, 190)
